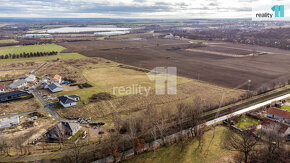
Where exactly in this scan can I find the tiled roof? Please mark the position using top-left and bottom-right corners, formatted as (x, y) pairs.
(53, 74), (61, 80)
(0, 85), (5, 90)
(261, 118), (289, 134)
(267, 107), (290, 119)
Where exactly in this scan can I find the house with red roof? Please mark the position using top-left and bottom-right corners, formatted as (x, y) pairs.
(0, 85), (5, 92)
(267, 107), (290, 124)
(51, 74), (62, 84)
(261, 118), (290, 140)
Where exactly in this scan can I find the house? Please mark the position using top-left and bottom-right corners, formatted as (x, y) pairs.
(261, 118), (290, 139)
(51, 74), (62, 84)
(48, 83), (63, 93)
(0, 90), (32, 103)
(25, 74), (36, 83)
(0, 85), (5, 92)
(46, 122), (81, 140)
(58, 95), (80, 108)
(0, 116), (19, 129)
(9, 79), (27, 89)
(267, 107), (290, 124)
(164, 33), (174, 39)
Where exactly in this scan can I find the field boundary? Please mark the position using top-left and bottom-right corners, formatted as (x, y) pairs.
(186, 48), (253, 57)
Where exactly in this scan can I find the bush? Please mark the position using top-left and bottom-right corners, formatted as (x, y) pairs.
(89, 92), (114, 103)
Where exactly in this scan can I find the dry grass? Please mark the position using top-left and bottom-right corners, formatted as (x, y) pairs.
(35, 60), (87, 84)
(0, 98), (41, 115)
(0, 69), (32, 80)
(0, 62), (41, 70)
(124, 126), (235, 163)
(57, 66), (244, 120)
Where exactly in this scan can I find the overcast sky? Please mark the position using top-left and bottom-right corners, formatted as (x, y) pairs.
(0, 0), (253, 18)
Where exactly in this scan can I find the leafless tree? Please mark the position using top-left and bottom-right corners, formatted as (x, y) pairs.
(127, 116), (138, 155)
(223, 130), (258, 163)
(70, 142), (85, 163)
(252, 123), (288, 163)
(154, 109), (167, 145)
(186, 97), (203, 138)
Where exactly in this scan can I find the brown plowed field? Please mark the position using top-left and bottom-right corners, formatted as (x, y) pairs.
(59, 39), (290, 90)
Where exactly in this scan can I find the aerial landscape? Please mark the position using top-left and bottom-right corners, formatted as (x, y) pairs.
(0, 0), (289, 163)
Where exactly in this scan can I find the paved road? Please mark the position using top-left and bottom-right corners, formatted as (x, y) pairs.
(32, 89), (72, 122)
(0, 89), (72, 122)
(30, 62), (47, 74)
(206, 93), (290, 126)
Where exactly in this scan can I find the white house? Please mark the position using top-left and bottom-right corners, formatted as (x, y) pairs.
(10, 79), (27, 89)
(164, 33), (174, 39)
(58, 95), (80, 108)
(48, 83), (63, 93)
(267, 107), (290, 124)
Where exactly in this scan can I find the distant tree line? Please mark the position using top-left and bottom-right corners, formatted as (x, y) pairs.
(0, 51), (58, 59)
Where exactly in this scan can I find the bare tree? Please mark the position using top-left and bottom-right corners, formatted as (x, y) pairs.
(252, 123), (288, 163)
(223, 130), (258, 163)
(127, 116), (138, 155)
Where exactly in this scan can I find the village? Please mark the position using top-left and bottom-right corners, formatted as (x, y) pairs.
(0, 64), (108, 151)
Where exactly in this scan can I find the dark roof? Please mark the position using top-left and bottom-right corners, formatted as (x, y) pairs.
(48, 83), (62, 90)
(267, 107), (290, 119)
(58, 96), (77, 104)
(0, 90), (28, 99)
(261, 118), (289, 134)
(46, 122), (80, 139)
(69, 95), (80, 99)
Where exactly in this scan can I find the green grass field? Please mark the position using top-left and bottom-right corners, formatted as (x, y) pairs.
(234, 115), (260, 130)
(0, 44), (66, 55)
(0, 53), (85, 64)
(0, 39), (19, 44)
(281, 105), (290, 112)
(124, 126), (235, 163)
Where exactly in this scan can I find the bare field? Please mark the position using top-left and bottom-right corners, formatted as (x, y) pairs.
(59, 39), (290, 90)
(0, 98), (41, 115)
(57, 79), (244, 120)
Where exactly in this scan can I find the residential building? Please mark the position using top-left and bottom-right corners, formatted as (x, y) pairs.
(51, 74), (62, 84)
(9, 79), (27, 89)
(48, 83), (63, 93)
(0, 85), (5, 92)
(46, 122), (81, 140)
(267, 107), (290, 124)
(0, 90), (31, 103)
(58, 95), (80, 108)
(261, 118), (290, 139)
(0, 116), (19, 129)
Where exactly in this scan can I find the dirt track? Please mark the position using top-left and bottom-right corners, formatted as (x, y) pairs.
(59, 39), (290, 90)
